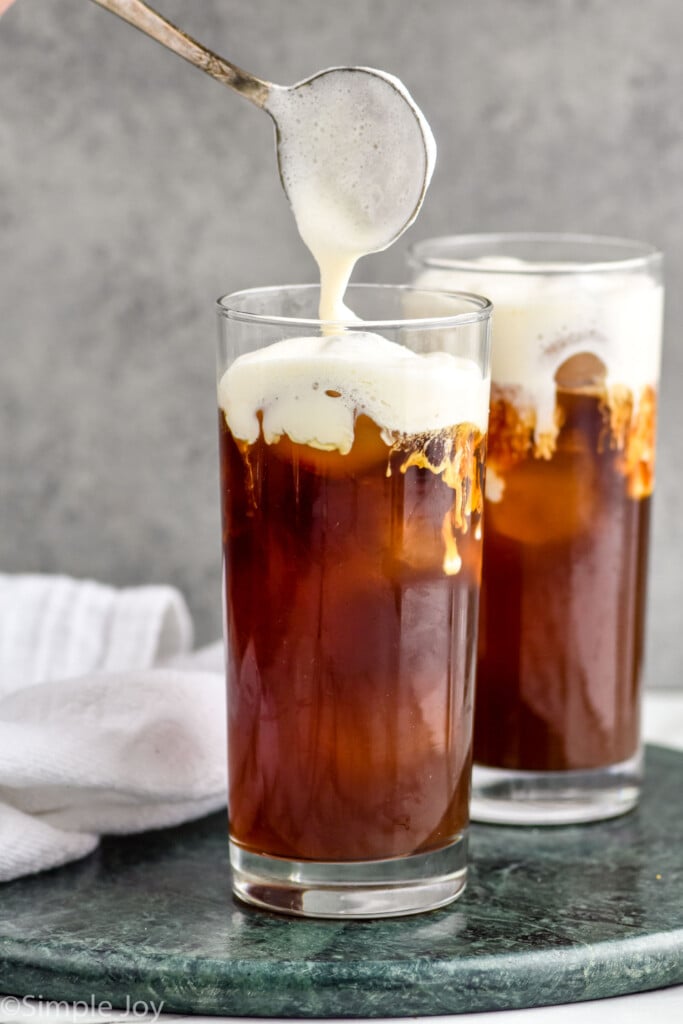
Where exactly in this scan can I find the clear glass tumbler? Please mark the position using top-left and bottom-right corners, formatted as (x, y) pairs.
(217, 283), (491, 916)
(411, 234), (663, 825)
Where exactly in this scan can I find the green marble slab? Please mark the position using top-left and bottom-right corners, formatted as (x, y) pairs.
(0, 745), (681, 1018)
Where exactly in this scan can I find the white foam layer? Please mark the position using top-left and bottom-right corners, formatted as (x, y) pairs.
(267, 69), (436, 322)
(219, 332), (489, 454)
(417, 263), (663, 436)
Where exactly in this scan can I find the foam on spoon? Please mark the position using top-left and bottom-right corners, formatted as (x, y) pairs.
(266, 68), (436, 322)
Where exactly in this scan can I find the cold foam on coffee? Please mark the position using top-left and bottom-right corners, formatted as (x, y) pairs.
(418, 260), (662, 465)
(219, 332), (489, 452)
(219, 331), (489, 589)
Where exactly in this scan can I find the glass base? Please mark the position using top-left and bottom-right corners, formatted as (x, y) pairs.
(229, 835), (468, 918)
(470, 749), (642, 825)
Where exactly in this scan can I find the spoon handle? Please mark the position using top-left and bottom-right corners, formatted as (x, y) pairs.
(89, 0), (271, 108)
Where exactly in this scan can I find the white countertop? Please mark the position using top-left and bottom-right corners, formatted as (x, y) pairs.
(0, 690), (681, 1024)
(0, 985), (681, 1023)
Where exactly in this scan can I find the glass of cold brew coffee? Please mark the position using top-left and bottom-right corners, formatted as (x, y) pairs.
(411, 234), (663, 824)
(217, 283), (491, 916)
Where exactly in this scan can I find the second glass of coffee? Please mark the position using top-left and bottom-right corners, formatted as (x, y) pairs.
(412, 234), (663, 824)
(217, 284), (492, 915)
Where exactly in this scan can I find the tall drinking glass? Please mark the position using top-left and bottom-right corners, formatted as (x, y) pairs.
(411, 235), (663, 824)
(217, 283), (491, 915)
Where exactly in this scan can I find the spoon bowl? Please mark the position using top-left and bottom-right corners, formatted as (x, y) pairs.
(266, 66), (435, 258)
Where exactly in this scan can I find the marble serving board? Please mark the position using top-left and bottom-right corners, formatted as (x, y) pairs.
(0, 745), (681, 1019)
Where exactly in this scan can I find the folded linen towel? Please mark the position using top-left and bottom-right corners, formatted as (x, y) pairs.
(0, 574), (194, 695)
(0, 575), (226, 883)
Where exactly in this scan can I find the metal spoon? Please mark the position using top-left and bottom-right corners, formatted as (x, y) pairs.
(89, 0), (271, 107)
(88, 0), (435, 247)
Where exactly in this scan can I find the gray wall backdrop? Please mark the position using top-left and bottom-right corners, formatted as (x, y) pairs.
(1, 0), (681, 685)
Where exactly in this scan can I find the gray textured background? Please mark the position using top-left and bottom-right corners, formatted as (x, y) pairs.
(1, 0), (681, 684)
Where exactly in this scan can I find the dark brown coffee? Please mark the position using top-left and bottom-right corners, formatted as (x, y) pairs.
(475, 383), (656, 772)
(220, 412), (485, 861)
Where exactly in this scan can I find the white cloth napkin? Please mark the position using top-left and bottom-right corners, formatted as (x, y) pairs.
(0, 575), (226, 883)
(642, 691), (683, 751)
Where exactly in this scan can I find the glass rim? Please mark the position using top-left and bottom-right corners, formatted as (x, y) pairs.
(216, 282), (493, 329)
(409, 232), (662, 275)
